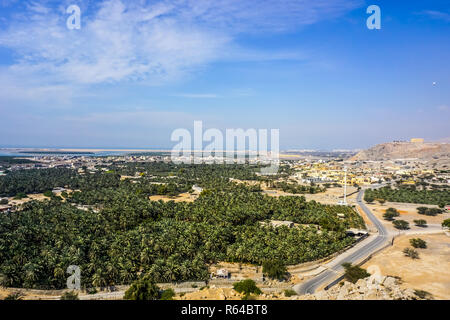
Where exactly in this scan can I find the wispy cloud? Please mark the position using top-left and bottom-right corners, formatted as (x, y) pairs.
(0, 0), (361, 87)
(174, 93), (219, 98)
(418, 10), (450, 22)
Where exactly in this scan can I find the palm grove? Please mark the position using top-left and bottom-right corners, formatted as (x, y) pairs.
(0, 163), (364, 290)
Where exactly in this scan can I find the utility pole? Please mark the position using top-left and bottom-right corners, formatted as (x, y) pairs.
(343, 166), (348, 205)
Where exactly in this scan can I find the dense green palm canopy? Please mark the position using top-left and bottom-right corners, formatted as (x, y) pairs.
(365, 186), (449, 205)
(0, 163), (363, 289)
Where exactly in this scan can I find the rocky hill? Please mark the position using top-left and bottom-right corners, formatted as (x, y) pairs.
(350, 141), (450, 161)
(295, 276), (424, 300)
(175, 276), (427, 300)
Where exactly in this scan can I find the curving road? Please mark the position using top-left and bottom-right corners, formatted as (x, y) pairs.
(294, 189), (388, 295)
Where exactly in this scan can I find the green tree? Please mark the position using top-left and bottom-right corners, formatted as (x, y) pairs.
(413, 219), (427, 227)
(385, 207), (399, 216)
(283, 289), (297, 297)
(383, 208), (399, 221)
(341, 263), (370, 283)
(13, 192), (27, 200)
(410, 238), (427, 249)
(160, 288), (175, 300)
(417, 207), (428, 215)
(124, 277), (160, 300)
(262, 260), (287, 280)
(383, 212), (395, 221)
(442, 219), (450, 228)
(233, 279), (262, 296)
(393, 220), (409, 230)
(43, 190), (53, 197)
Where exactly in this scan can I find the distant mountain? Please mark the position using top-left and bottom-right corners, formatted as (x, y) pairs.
(350, 141), (450, 161)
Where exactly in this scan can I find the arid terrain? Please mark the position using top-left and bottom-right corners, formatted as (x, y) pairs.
(366, 201), (450, 234)
(350, 141), (450, 161)
(362, 233), (450, 299)
(149, 193), (196, 203)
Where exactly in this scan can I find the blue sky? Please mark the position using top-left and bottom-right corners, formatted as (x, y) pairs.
(0, 0), (449, 150)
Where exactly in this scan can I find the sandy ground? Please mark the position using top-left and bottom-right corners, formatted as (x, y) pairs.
(209, 262), (262, 281)
(149, 193), (196, 203)
(304, 186), (358, 205)
(362, 233), (450, 299)
(8, 193), (47, 205)
(263, 186), (358, 206)
(177, 287), (244, 300)
(7, 190), (73, 206)
(366, 201), (450, 234)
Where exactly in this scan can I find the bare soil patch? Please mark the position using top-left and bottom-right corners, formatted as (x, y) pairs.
(149, 193), (196, 203)
(362, 233), (450, 299)
(367, 202), (450, 233)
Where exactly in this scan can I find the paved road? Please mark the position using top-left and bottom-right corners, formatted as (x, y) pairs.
(293, 189), (388, 295)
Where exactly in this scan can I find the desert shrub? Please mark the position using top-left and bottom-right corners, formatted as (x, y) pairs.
(233, 279), (262, 296)
(393, 220), (409, 230)
(417, 207), (443, 216)
(403, 248), (419, 259)
(409, 238), (427, 249)
(383, 208), (399, 220)
(160, 288), (176, 300)
(284, 289), (297, 297)
(385, 207), (399, 215)
(413, 219), (427, 227)
(383, 212), (395, 220)
(43, 190), (53, 197)
(414, 289), (433, 300)
(442, 219), (450, 228)
(86, 287), (97, 295)
(4, 292), (24, 300)
(123, 277), (160, 300)
(364, 195), (375, 203)
(13, 192), (27, 200)
(60, 291), (79, 300)
(341, 263), (370, 283)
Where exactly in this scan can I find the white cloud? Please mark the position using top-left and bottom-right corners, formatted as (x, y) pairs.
(174, 93), (219, 98)
(0, 0), (361, 87)
(419, 10), (450, 22)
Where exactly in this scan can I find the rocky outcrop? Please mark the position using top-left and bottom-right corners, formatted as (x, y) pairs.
(350, 142), (450, 161)
(294, 276), (420, 300)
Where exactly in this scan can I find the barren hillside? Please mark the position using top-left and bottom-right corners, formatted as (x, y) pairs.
(350, 142), (450, 161)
